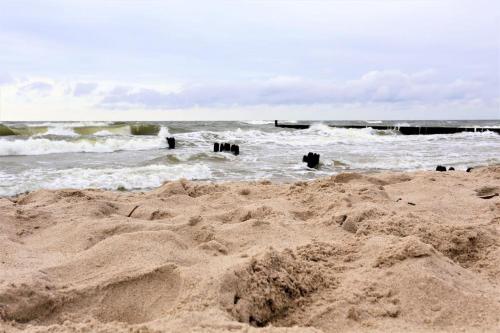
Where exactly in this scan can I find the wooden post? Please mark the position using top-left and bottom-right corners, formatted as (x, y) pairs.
(166, 137), (175, 149)
(303, 152), (320, 168)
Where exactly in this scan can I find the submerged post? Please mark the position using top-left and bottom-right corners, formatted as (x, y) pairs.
(214, 142), (239, 155)
(303, 152), (320, 168)
(167, 137), (176, 149)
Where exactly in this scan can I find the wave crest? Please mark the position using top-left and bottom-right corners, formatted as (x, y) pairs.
(0, 137), (167, 156)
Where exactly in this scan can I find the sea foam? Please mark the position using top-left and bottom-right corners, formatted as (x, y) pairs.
(0, 163), (212, 196)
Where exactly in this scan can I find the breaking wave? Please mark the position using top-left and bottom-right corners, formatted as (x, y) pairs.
(0, 163), (212, 196)
(0, 122), (162, 137)
(0, 136), (167, 156)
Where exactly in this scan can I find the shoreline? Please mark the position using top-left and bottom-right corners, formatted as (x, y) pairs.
(1, 164), (493, 200)
(1, 167), (499, 332)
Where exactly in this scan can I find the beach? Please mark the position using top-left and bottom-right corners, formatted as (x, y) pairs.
(1, 166), (499, 332)
(2, 0), (499, 331)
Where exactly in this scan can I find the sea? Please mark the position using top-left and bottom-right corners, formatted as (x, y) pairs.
(0, 120), (499, 197)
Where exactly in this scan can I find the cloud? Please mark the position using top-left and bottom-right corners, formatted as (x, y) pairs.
(73, 82), (98, 96)
(98, 70), (490, 109)
(17, 81), (54, 96)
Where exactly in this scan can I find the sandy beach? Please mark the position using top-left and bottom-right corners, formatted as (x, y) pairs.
(0, 166), (499, 332)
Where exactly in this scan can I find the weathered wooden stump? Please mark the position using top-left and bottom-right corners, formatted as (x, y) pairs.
(214, 142), (239, 155)
(166, 137), (175, 149)
(303, 152), (320, 168)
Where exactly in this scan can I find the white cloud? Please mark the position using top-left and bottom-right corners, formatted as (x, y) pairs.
(73, 82), (98, 96)
(2, 70), (497, 120)
(17, 81), (54, 97)
(97, 70), (491, 109)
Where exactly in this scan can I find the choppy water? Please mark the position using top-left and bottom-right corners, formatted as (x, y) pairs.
(0, 120), (499, 196)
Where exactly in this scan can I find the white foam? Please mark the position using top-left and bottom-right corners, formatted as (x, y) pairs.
(157, 126), (171, 137)
(40, 126), (78, 137)
(0, 136), (166, 156)
(93, 130), (115, 136)
(0, 164), (212, 196)
(176, 123), (386, 149)
(241, 120), (274, 125)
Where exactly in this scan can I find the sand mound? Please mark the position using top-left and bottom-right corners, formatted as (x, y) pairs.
(217, 205), (280, 224)
(91, 264), (181, 324)
(373, 236), (435, 267)
(355, 216), (499, 274)
(1, 166), (500, 332)
(0, 280), (60, 323)
(0, 264), (181, 325)
(221, 247), (333, 326)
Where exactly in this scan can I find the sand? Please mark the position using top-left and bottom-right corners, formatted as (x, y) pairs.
(0, 166), (499, 332)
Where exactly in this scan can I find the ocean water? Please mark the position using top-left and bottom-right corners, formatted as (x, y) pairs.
(0, 120), (499, 197)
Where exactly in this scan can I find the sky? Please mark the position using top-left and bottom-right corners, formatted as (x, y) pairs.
(0, 0), (499, 120)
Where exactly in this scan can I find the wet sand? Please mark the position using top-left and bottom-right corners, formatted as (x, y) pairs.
(1, 166), (499, 332)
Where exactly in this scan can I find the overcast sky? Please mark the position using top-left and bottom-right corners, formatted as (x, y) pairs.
(0, 0), (498, 120)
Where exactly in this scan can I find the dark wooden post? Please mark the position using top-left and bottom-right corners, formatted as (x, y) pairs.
(303, 152), (319, 168)
(167, 137), (175, 149)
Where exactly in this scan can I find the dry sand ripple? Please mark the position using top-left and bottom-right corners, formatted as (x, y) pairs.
(1, 166), (499, 332)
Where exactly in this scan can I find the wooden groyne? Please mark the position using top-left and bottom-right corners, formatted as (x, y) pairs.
(274, 121), (500, 135)
(397, 126), (500, 135)
(333, 125), (500, 135)
(274, 120), (310, 129)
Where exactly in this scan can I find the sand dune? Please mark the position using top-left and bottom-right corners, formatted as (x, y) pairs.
(1, 166), (499, 332)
